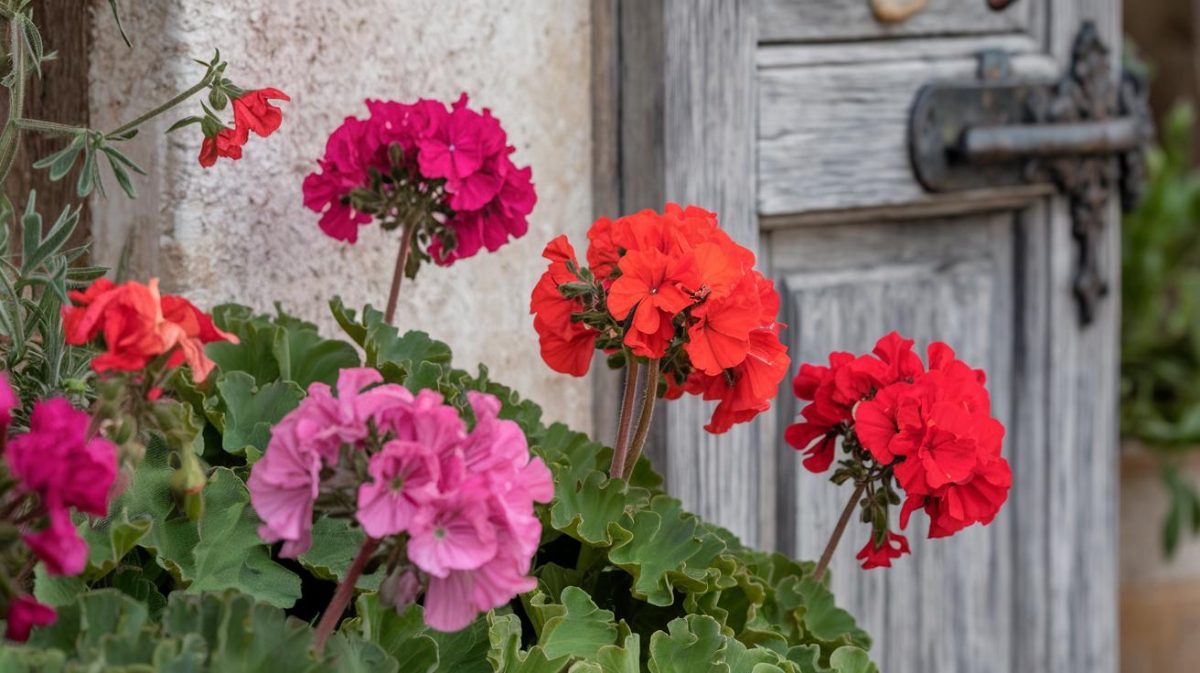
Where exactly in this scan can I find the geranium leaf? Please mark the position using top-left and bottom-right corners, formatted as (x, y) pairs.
(549, 470), (648, 547)
(186, 468), (301, 608)
(299, 516), (383, 591)
(427, 614), (491, 673)
(608, 497), (727, 606)
(273, 324), (360, 389)
(792, 577), (870, 648)
(647, 615), (727, 673)
(208, 371), (304, 456)
(529, 587), (619, 661)
(343, 596), (439, 673)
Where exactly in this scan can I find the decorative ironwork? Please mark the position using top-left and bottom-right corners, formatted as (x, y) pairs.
(907, 21), (1153, 325)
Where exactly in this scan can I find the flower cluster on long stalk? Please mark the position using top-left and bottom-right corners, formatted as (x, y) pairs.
(786, 332), (1012, 577)
(531, 204), (791, 478)
(302, 95), (537, 323)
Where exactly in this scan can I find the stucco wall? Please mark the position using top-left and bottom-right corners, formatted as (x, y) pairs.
(89, 1), (593, 429)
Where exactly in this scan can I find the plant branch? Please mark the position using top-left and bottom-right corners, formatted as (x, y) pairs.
(608, 358), (640, 479)
(105, 69), (216, 139)
(313, 535), (380, 655)
(13, 118), (83, 136)
(813, 482), (866, 583)
(621, 361), (659, 479)
(383, 218), (417, 324)
(0, 16), (28, 187)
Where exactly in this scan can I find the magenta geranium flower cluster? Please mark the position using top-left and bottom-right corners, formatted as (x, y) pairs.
(247, 368), (553, 632)
(0, 374), (118, 640)
(301, 94), (537, 265)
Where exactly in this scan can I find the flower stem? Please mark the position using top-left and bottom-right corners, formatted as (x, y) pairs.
(813, 482), (866, 583)
(621, 361), (659, 479)
(608, 358), (641, 479)
(105, 69), (216, 139)
(313, 536), (379, 655)
(0, 17), (28, 188)
(383, 219), (416, 324)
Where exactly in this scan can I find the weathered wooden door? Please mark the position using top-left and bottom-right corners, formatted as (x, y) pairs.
(596, 1), (1125, 671)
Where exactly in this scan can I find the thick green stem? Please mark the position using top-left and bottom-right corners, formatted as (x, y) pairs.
(621, 361), (659, 479)
(313, 536), (379, 655)
(608, 358), (641, 479)
(812, 482), (866, 583)
(383, 219), (417, 324)
(0, 17), (28, 188)
(105, 70), (215, 139)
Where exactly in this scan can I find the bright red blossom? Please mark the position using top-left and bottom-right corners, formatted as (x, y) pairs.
(531, 204), (790, 434)
(197, 87), (288, 168)
(787, 332), (1011, 569)
(856, 531), (911, 570)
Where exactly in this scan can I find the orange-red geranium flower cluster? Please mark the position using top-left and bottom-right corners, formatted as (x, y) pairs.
(786, 332), (1010, 569)
(530, 203), (790, 434)
(63, 279), (237, 383)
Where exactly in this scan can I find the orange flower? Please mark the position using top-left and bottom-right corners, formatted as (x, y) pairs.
(606, 247), (697, 358)
(698, 325), (791, 433)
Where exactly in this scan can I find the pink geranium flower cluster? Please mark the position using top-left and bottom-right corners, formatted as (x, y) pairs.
(247, 368), (552, 632)
(0, 373), (118, 641)
(301, 94), (537, 265)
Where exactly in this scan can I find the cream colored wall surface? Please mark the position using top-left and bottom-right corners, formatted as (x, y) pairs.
(89, 1), (593, 429)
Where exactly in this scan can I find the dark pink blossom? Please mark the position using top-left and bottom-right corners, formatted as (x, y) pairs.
(23, 507), (88, 577)
(5, 398), (117, 516)
(5, 595), (55, 642)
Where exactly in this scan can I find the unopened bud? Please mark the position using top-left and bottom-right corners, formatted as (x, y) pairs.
(379, 568), (423, 612)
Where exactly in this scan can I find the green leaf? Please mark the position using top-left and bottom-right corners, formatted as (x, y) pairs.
(109, 0), (133, 47)
(344, 596), (439, 673)
(487, 611), (566, 673)
(550, 470), (649, 547)
(792, 577), (870, 648)
(427, 614), (491, 673)
(273, 323), (360, 389)
(647, 615), (726, 673)
(533, 587), (619, 661)
(187, 468), (302, 608)
(299, 516), (382, 590)
(208, 371), (304, 455)
(608, 496), (727, 606)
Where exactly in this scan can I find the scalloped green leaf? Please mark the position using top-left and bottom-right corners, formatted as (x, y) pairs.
(608, 497), (727, 606)
(487, 611), (567, 673)
(273, 319), (360, 389)
(786, 644), (878, 673)
(343, 596), (439, 673)
(792, 577), (870, 649)
(299, 516), (383, 591)
(550, 470), (648, 547)
(532, 587), (619, 661)
(206, 371), (304, 456)
(184, 468), (301, 608)
(647, 615), (727, 673)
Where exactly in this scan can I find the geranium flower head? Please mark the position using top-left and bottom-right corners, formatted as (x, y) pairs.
(63, 278), (236, 383)
(302, 94), (535, 268)
(6, 397), (117, 517)
(5, 595), (56, 642)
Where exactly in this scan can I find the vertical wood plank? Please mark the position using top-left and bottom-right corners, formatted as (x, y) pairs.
(658, 0), (763, 545)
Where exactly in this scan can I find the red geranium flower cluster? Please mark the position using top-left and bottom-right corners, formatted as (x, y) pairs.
(63, 278), (237, 383)
(786, 332), (1011, 569)
(530, 204), (790, 434)
(302, 94), (536, 266)
(0, 374), (117, 641)
(198, 88), (289, 168)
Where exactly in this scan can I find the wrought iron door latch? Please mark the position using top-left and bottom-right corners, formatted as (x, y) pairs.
(908, 22), (1153, 325)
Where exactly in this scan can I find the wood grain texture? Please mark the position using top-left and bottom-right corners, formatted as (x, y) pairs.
(757, 48), (1057, 216)
(658, 0), (764, 546)
(758, 0), (1031, 44)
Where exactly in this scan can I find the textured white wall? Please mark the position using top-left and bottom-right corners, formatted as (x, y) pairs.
(89, 1), (593, 429)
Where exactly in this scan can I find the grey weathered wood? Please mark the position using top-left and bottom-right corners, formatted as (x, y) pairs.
(758, 0), (1032, 44)
(606, 0), (1121, 669)
(757, 48), (1057, 216)
(605, 0), (765, 546)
